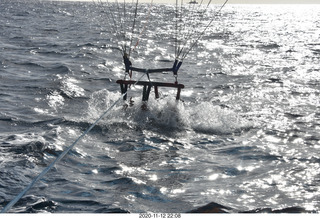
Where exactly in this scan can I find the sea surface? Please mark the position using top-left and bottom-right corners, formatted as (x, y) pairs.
(1, 0), (320, 213)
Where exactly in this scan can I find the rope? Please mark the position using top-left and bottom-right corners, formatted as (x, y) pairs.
(0, 73), (147, 213)
(175, 0), (210, 60)
(131, 0), (154, 54)
(181, 0), (229, 60)
(128, 0), (139, 57)
(174, 0), (229, 61)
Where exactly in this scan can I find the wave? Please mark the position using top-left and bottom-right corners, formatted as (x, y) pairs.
(311, 49), (320, 55)
(1, 133), (50, 161)
(9, 36), (24, 41)
(14, 61), (43, 68)
(257, 43), (281, 50)
(14, 11), (30, 17)
(59, 77), (86, 98)
(188, 202), (316, 213)
(12, 61), (71, 75)
(0, 116), (14, 123)
(78, 42), (99, 48)
(36, 50), (69, 58)
(42, 28), (59, 33)
(94, 207), (129, 213)
(85, 89), (253, 136)
(47, 64), (72, 74)
(25, 199), (57, 213)
(185, 102), (253, 135)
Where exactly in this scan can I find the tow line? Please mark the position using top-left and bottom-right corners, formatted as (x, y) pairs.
(1, 73), (147, 213)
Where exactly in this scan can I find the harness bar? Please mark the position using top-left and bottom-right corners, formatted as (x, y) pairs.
(116, 80), (184, 101)
(124, 55), (183, 76)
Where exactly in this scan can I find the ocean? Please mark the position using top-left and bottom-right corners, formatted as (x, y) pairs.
(0, 0), (320, 213)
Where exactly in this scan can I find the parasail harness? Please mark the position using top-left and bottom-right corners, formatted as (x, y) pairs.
(115, 0), (229, 104)
(118, 53), (184, 102)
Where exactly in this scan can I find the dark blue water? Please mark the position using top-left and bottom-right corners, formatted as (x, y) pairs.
(1, 0), (320, 213)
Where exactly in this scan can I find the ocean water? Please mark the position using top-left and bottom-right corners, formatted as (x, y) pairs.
(1, 0), (320, 213)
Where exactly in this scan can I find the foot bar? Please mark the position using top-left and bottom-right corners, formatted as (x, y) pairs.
(116, 80), (184, 101)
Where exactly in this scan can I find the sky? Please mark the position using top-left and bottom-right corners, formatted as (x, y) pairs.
(46, 0), (320, 3)
(227, 0), (320, 3)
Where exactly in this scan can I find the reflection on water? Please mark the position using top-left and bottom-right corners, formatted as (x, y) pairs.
(0, 1), (320, 213)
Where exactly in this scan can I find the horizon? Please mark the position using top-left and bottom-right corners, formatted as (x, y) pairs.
(38, 0), (320, 4)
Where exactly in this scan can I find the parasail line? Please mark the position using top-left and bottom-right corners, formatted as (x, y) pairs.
(131, 0), (154, 54)
(114, 0), (127, 54)
(175, 0), (178, 57)
(93, 0), (117, 37)
(115, 0), (127, 53)
(97, 0), (126, 55)
(182, 0), (229, 60)
(102, 0), (120, 38)
(175, 0), (185, 59)
(176, 0), (213, 60)
(128, 0), (139, 57)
